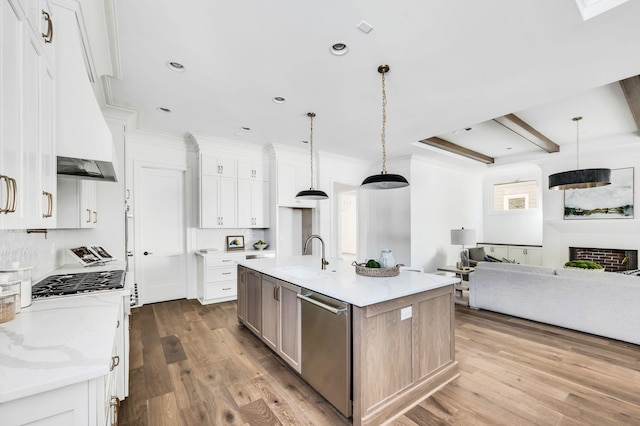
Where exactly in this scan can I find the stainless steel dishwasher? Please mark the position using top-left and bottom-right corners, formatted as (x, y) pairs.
(298, 289), (352, 417)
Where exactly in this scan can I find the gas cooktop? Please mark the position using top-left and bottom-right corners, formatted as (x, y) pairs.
(32, 270), (125, 299)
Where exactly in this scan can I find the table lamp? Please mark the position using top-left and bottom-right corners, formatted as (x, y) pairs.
(450, 227), (476, 268)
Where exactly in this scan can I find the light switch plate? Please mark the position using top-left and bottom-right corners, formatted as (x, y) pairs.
(401, 306), (412, 321)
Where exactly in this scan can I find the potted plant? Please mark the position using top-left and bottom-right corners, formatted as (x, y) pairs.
(563, 260), (604, 271)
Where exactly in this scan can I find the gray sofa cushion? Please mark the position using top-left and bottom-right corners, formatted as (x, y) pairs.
(475, 261), (555, 275)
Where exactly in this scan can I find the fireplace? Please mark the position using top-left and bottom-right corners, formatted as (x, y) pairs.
(569, 247), (638, 272)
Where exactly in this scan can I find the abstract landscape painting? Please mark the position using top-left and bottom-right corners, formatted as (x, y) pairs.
(564, 167), (634, 220)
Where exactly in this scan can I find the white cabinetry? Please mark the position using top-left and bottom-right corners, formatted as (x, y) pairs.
(1, 0), (56, 229)
(199, 155), (237, 228)
(56, 177), (98, 228)
(238, 160), (265, 181)
(238, 179), (269, 228)
(479, 244), (542, 265)
(276, 161), (317, 208)
(196, 252), (244, 304)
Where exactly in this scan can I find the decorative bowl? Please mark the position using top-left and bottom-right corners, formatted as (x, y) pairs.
(253, 243), (269, 250)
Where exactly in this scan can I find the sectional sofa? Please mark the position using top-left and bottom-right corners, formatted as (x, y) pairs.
(469, 261), (640, 345)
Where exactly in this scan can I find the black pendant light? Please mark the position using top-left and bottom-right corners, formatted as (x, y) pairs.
(548, 116), (611, 190)
(296, 112), (329, 200)
(361, 65), (409, 189)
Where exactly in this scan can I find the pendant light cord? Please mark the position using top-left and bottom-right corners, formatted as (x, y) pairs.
(380, 68), (388, 174)
(308, 112), (315, 190)
(573, 116), (582, 170)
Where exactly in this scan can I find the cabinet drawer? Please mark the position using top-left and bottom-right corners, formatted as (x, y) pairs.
(205, 254), (244, 267)
(204, 281), (237, 300)
(206, 266), (237, 281)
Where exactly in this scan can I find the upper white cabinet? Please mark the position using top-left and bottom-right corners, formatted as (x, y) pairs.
(238, 160), (266, 181)
(192, 135), (270, 229)
(57, 177), (98, 228)
(238, 179), (269, 228)
(1, 0), (57, 229)
(276, 161), (317, 208)
(202, 155), (237, 178)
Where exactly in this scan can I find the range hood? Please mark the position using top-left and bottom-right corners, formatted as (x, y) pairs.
(55, 3), (119, 182)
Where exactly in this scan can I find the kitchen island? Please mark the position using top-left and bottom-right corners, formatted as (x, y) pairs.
(237, 256), (460, 426)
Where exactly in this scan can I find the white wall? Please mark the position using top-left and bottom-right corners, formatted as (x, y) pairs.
(482, 164), (544, 246)
(538, 133), (640, 267)
(409, 156), (483, 273)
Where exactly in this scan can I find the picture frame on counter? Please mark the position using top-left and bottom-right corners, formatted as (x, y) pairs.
(226, 236), (245, 251)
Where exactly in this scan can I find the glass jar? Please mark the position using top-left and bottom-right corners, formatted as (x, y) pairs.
(0, 279), (20, 315)
(379, 249), (396, 269)
(0, 293), (17, 323)
(0, 264), (32, 308)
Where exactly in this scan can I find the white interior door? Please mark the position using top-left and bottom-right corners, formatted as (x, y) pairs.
(136, 166), (186, 304)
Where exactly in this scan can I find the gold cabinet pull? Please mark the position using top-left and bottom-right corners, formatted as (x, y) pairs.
(110, 396), (120, 426)
(86, 209), (92, 223)
(8, 177), (17, 212)
(93, 211), (98, 223)
(42, 10), (53, 43)
(42, 191), (53, 218)
(0, 175), (9, 213)
(110, 355), (120, 371)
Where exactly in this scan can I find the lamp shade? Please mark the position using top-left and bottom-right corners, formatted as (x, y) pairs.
(451, 228), (476, 246)
(361, 172), (409, 189)
(548, 168), (611, 190)
(295, 189), (329, 200)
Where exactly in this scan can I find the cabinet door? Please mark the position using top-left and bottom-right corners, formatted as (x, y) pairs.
(1, 1), (26, 229)
(509, 247), (527, 264)
(218, 176), (236, 227)
(237, 179), (252, 228)
(278, 281), (301, 372)
(244, 269), (262, 336)
(200, 175), (220, 228)
(37, 56), (56, 227)
(261, 275), (278, 351)
(81, 180), (97, 228)
(253, 180), (269, 227)
(482, 245), (509, 260)
(524, 247), (543, 265)
(218, 157), (237, 178)
(238, 160), (265, 181)
(237, 266), (246, 322)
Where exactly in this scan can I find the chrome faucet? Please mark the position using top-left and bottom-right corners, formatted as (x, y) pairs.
(304, 234), (329, 270)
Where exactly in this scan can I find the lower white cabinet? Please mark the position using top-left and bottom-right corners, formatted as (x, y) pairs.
(479, 244), (542, 265)
(0, 292), (129, 426)
(196, 252), (245, 304)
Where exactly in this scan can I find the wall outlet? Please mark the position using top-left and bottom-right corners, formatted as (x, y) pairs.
(401, 306), (412, 321)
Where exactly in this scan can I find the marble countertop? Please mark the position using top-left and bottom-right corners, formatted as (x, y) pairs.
(0, 291), (124, 403)
(238, 256), (459, 307)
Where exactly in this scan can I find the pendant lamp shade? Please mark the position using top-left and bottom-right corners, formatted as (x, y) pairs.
(296, 112), (328, 200)
(361, 65), (409, 190)
(548, 117), (611, 190)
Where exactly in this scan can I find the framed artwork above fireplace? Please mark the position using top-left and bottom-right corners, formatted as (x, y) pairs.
(564, 167), (634, 220)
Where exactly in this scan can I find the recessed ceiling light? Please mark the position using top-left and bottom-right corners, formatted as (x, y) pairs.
(301, 140), (309, 144)
(167, 61), (186, 72)
(330, 42), (348, 56)
(506, 147), (513, 150)
(273, 97), (286, 104)
(157, 107), (171, 113)
(241, 126), (251, 131)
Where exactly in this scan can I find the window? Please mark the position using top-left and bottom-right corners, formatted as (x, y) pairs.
(493, 181), (538, 211)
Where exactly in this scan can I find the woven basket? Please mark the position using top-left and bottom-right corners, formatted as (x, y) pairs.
(352, 261), (401, 277)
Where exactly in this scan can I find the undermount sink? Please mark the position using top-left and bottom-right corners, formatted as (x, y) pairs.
(272, 266), (333, 280)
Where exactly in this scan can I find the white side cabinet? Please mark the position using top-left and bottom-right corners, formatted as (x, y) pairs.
(196, 252), (245, 304)
(479, 244), (543, 265)
(276, 161), (317, 208)
(56, 177), (98, 228)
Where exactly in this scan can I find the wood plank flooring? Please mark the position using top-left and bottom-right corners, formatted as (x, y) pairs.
(118, 299), (640, 425)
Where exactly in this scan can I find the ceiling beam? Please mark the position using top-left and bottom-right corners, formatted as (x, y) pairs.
(492, 114), (560, 153)
(619, 76), (640, 132)
(419, 137), (494, 164)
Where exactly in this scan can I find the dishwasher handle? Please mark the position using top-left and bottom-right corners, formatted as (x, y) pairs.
(297, 293), (347, 315)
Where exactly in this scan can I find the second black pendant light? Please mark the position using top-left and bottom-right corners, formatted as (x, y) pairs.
(296, 112), (329, 200)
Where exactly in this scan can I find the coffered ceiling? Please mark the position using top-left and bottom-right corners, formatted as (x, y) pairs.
(103, 0), (640, 168)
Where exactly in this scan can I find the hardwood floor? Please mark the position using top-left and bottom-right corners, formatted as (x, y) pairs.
(119, 300), (640, 425)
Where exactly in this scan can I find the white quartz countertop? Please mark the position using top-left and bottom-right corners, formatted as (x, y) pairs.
(238, 256), (459, 307)
(0, 291), (124, 403)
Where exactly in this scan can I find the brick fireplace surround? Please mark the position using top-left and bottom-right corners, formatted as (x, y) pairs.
(569, 247), (638, 272)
